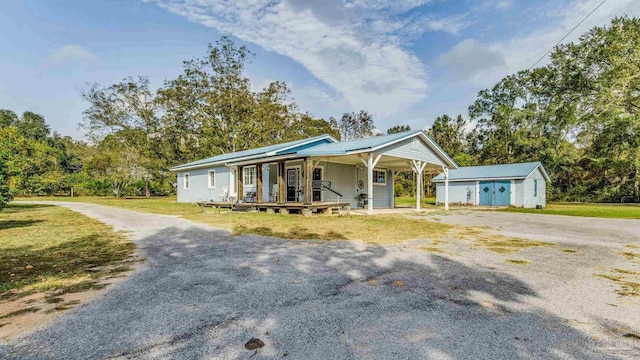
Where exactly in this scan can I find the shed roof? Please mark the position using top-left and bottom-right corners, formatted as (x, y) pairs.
(432, 162), (549, 182)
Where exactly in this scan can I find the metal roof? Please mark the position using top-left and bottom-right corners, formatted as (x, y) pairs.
(170, 130), (459, 171)
(431, 162), (550, 182)
(297, 130), (458, 168)
(169, 134), (336, 171)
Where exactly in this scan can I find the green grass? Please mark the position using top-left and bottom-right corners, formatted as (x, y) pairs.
(15, 196), (455, 246)
(500, 202), (640, 219)
(506, 259), (531, 266)
(0, 203), (136, 299)
(394, 196), (436, 207)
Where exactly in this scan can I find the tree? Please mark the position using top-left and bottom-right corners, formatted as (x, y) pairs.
(0, 147), (10, 210)
(0, 109), (19, 128)
(81, 76), (163, 197)
(428, 115), (473, 166)
(387, 125), (411, 134)
(337, 110), (375, 141)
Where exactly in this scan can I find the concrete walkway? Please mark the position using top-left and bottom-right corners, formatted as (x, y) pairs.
(2, 202), (638, 359)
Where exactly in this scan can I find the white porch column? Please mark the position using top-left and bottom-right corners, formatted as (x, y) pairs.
(443, 166), (449, 211)
(410, 160), (428, 211)
(359, 153), (381, 215)
(367, 153), (374, 214)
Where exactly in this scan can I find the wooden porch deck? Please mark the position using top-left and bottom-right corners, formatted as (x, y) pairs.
(197, 201), (351, 215)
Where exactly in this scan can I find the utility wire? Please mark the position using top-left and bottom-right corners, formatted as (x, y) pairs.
(528, 0), (608, 70)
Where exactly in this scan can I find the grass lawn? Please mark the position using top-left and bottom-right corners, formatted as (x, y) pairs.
(0, 203), (136, 299)
(501, 202), (640, 219)
(16, 196), (454, 245)
(393, 196), (436, 207)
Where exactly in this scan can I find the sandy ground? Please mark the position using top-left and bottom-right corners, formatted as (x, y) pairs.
(1, 202), (638, 359)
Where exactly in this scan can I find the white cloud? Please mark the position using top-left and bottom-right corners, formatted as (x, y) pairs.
(144, 0), (470, 115)
(437, 39), (506, 82)
(49, 45), (96, 63)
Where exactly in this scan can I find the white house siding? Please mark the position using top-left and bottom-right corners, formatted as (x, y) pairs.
(177, 166), (231, 203)
(380, 137), (446, 166)
(321, 161), (393, 209)
(519, 168), (546, 208)
(435, 181), (476, 205)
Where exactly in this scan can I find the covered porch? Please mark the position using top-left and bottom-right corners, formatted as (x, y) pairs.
(226, 152), (451, 215)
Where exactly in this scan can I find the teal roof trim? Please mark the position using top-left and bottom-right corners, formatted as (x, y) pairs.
(170, 134), (336, 171)
(432, 162), (549, 182)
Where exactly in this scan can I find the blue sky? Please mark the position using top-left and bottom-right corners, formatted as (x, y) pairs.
(0, 0), (637, 137)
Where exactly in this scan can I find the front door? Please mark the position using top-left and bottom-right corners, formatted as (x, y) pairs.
(312, 168), (322, 202)
(286, 169), (298, 202)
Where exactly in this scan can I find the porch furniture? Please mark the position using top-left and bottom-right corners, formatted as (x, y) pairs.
(220, 187), (229, 202)
(269, 184), (278, 202)
(357, 193), (368, 208)
(244, 191), (257, 203)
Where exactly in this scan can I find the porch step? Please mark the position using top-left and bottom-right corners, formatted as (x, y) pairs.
(232, 204), (257, 212)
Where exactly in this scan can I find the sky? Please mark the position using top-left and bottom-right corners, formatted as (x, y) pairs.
(0, 0), (638, 138)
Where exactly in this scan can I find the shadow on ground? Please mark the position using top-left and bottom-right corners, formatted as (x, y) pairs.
(2, 225), (611, 359)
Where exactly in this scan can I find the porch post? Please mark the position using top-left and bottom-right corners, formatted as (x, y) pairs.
(256, 164), (263, 203)
(237, 165), (244, 202)
(443, 166), (449, 211)
(367, 153), (374, 215)
(304, 158), (313, 205)
(278, 161), (285, 204)
(416, 164), (421, 211)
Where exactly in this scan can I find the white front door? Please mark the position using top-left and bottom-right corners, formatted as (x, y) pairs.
(229, 167), (237, 197)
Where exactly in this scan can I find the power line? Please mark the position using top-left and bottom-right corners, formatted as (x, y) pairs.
(528, 0), (608, 70)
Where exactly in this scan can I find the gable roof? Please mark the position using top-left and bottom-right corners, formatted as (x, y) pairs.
(170, 134), (337, 171)
(432, 162), (550, 182)
(297, 130), (458, 168)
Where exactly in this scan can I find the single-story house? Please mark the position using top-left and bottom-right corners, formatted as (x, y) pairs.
(170, 130), (458, 214)
(432, 162), (550, 208)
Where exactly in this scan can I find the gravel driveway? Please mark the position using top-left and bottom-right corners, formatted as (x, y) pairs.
(2, 202), (639, 359)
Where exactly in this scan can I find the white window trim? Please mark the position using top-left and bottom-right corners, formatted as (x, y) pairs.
(208, 169), (215, 189)
(183, 173), (190, 190)
(243, 165), (256, 187)
(372, 168), (387, 186)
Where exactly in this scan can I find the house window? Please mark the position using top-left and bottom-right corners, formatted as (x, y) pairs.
(372, 169), (386, 185)
(534, 179), (538, 197)
(208, 170), (215, 188)
(183, 173), (190, 190)
(244, 166), (256, 186)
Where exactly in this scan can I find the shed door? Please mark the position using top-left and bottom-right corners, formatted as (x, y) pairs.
(494, 180), (511, 206)
(479, 180), (511, 206)
(479, 181), (494, 206)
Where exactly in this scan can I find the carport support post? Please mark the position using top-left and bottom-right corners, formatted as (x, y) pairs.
(304, 157), (313, 205)
(412, 160), (427, 211)
(443, 166), (449, 211)
(359, 153), (381, 215)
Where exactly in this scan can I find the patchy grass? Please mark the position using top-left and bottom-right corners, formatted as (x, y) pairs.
(16, 197), (457, 246)
(0, 307), (40, 320)
(618, 252), (640, 261)
(562, 249), (578, 253)
(595, 273), (640, 297)
(394, 196), (436, 207)
(417, 246), (452, 254)
(0, 203), (136, 299)
(457, 227), (555, 254)
(506, 259), (531, 266)
(501, 202), (640, 219)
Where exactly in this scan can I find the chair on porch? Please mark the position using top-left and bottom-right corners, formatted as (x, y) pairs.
(244, 191), (257, 203)
(269, 184), (278, 202)
(220, 187), (229, 202)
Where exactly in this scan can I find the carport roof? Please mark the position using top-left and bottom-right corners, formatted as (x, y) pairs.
(432, 162), (550, 182)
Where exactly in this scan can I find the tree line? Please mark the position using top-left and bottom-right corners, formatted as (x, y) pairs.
(0, 17), (638, 207)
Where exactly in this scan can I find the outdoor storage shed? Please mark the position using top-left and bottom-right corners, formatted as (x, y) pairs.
(432, 162), (549, 208)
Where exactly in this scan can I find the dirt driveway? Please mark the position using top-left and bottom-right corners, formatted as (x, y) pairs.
(1, 203), (639, 359)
